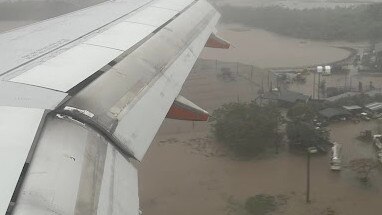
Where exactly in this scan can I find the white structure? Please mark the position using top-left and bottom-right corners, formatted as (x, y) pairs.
(324, 65), (331, 75)
(331, 142), (342, 171)
(317, 66), (323, 74)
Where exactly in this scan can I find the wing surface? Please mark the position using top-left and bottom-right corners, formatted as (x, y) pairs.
(0, 0), (222, 214)
(0, 107), (45, 214)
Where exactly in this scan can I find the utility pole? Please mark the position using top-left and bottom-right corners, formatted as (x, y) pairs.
(350, 76), (353, 91)
(344, 73), (347, 90)
(313, 72), (316, 100)
(251, 65), (253, 81)
(318, 72), (321, 100)
(306, 151), (311, 203)
(215, 59), (218, 74)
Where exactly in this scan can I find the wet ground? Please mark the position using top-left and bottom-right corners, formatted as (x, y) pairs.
(200, 25), (365, 68)
(286, 64), (382, 100)
(210, 0), (382, 9)
(140, 59), (382, 215)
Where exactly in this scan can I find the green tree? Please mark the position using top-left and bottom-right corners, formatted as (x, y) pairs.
(287, 102), (316, 122)
(219, 4), (382, 41)
(286, 121), (330, 149)
(211, 102), (281, 157)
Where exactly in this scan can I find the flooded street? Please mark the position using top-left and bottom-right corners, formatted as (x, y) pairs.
(140, 59), (382, 215)
(211, 0), (382, 9)
(200, 25), (363, 68)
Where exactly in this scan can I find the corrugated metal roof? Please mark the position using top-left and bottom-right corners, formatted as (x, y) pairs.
(262, 90), (309, 103)
(366, 102), (382, 111)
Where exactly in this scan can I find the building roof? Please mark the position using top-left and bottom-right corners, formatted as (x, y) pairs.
(325, 92), (360, 102)
(342, 105), (362, 111)
(365, 102), (382, 111)
(262, 90), (309, 104)
(319, 108), (351, 119)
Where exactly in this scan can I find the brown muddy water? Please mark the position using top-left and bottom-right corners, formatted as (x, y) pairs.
(140, 59), (382, 215)
(200, 25), (366, 69)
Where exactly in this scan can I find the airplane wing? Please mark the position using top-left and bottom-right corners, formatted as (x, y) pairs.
(0, 0), (228, 214)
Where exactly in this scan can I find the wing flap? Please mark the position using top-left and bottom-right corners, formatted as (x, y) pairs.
(0, 81), (67, 109)
(11, 116), (139, 215)
(0, 107), (45, 215)
(152, 0), (195, 11)
(125, 6), (178, 27)
(5, 0), (196, 93)
(63, 0), (220, 161)
(0, 0), (153, 76)
(84, 22), (156, 51)
(10, 44), (122, 92)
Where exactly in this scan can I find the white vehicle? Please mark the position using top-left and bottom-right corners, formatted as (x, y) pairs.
(330, 142), (342, 171)
(374, 135), (382, 150)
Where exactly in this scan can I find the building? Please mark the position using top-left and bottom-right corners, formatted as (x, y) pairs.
(261, 89), (310, 107)
(365, 102), (382, 114)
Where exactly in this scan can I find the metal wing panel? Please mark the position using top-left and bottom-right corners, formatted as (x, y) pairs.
(10, 44), (122, 92)
(0, 0), (220, 213)
(12, 116), (139, 215)
(4, 0), (197, 93)
(113, 48), (198, 160)
(114, 12), (219, 160)
(0, 107), (45, 215)
(125, 7), (178, 27)
(84, 22), (156, 51)
(0, 81), (67, 109)
(152, 0), (196, 11)
(62, 0), (220, 160)
(0, 0), (152, 76)
(96, 144), (139, 215)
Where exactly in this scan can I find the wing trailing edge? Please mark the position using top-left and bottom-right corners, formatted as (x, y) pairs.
(205, 33), (230, 49)
(166, 95), (209, 121)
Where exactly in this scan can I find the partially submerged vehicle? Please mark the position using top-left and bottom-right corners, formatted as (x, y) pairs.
(330, 142), (342, 171)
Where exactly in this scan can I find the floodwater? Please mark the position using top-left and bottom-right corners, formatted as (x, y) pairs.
(140, 59), (382, 215)
(200, 25), (363, 68)
(211, 0), (382, 9)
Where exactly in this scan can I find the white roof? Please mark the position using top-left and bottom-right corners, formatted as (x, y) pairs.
(366, 102), (382, 111)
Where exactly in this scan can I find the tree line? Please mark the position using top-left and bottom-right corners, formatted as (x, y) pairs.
(220, 3), (382, 41)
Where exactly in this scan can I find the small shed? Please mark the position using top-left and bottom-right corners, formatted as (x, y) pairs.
(319, 108), (351, 120)
(262, 90), (310, 106)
